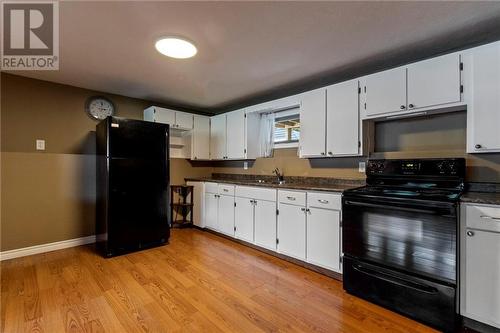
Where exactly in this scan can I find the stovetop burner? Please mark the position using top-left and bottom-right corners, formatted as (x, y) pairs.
(345, 158), (466, 202)
(348, 185), (462, 201)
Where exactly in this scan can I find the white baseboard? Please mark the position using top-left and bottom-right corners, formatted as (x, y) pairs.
(0, 235), (96, 261)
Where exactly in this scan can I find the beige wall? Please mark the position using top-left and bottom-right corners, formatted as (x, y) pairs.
(1, 73), (212, 251)
(212, 148), (366, 179)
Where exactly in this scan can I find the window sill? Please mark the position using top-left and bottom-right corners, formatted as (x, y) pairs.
(274, 142), (299, 149)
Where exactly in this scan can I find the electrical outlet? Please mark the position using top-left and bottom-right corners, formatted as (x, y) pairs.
(36, 139), (45, 151)
(358, 161), (366, 173)
(243, 161), (248, 170)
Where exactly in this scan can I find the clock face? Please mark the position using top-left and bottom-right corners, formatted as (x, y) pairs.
(86, 97), (115, 120)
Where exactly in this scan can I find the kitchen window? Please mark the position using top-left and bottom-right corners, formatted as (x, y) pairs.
(273, 109), (300, 148)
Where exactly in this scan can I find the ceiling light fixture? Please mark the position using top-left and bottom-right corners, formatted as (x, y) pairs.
(155, 37), (197, 59)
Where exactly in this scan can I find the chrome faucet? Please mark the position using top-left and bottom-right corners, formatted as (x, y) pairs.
(273, 168), (285, 184)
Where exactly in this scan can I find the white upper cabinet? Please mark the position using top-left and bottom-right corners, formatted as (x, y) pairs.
(191, 115), (210, 160)
(210, 109), (260, 160)
(226, 110), (246, 159)
(144, 106), (175, 125)
(144, 106), (193, 129)
(210, 114), (227, 160)
(299, 88), (327, 158)
(364, 66), (407, 117)
(326, 79), (360, 156)
(175, 111), (194, 130)
(464, 41), (500, 153)
(407, 53), (461, 110)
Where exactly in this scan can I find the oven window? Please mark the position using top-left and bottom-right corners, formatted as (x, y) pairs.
(343, 201), (457, 283)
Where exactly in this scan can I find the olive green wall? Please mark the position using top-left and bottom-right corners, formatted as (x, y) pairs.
(0, 73), (212, 251)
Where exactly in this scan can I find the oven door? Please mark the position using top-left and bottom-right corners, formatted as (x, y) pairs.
(342, 195), (457, 284)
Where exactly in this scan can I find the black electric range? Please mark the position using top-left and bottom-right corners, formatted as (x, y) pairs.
(342, 158), (465, 333)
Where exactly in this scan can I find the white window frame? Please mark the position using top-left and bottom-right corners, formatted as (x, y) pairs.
(273, 107), (300, 149)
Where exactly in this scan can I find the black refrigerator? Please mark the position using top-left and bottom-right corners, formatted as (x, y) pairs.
(96, 117), (170, 257)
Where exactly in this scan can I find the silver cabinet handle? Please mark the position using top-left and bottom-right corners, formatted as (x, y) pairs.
(480, 215), (500, 221)
(223, 189), (229, 192)
(318, 199), (329, 204)
(467, 230), (475, 237)
(286, 196), (296, 201)
(300, 207), (305, 212)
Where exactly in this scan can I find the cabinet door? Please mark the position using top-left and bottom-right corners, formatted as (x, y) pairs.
(277, 203), (306, 260)
(226, 110), (246, 159)
(299, 88), (326, 158)
(364, 67), (407, 116)
(218, 195), (235, 237)
(154, 107), (176, 125)
(235, 197), (254, 243)
(463, 229), (500, 328)
(191, 115), (210, 160)
(407, 53), (461, 110)
(306, 208), (341, 272)
(210, 114), (226, 159)
(326, 80), (360, 156)
(254, 199), (277, 251)
(466, 42), (500, 153)
(204, 193), (218, 230)
(187, 181), (204, 228)
(175, 111), (194, 130)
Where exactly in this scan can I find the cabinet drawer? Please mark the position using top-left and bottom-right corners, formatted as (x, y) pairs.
(218, 184), (235, 196)
(235, 186), (276, 201)
(465, 204), (500, 233)
(307, 192), (341, 210)
(204, 182), (218, 194)
(278, 190), (306, 206)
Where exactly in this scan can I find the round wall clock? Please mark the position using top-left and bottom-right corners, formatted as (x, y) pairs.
(85, 96), (115, 120)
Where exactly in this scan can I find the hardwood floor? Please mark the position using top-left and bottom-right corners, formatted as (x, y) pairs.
(1, 229), (440, 333)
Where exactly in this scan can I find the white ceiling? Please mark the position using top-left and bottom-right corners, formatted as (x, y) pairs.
(8, 1), (500, 113)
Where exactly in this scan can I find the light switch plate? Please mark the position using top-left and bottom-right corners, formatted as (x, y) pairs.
(358, 161), (366, 173)
(243, 162), (248, 170)
(36, 139), (45, 151)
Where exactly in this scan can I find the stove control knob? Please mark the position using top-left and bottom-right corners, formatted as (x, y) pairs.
(448, 161), (457, 175)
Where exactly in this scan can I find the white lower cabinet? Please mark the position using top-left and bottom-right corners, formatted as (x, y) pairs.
(306, 207), (341, 272)
(204, 184), (342, 274)
(461, 204), (500, 329)
(218, 194), (235, 236)
(204, 192), (218, 230)
(254, 200), (277, 251)
(235, 197), (254, 242)
(187, 181), (204, 228)
(277, 202), (307, 260)
(234, 186), (277, 248)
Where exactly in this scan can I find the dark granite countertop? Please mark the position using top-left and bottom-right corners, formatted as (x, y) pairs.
(185, 174), (365, 193)
(461, 182), (500, 206)
(461, 192), (500, 205)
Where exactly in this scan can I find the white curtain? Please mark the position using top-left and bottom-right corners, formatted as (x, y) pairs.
(259, 112), (275, 158)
